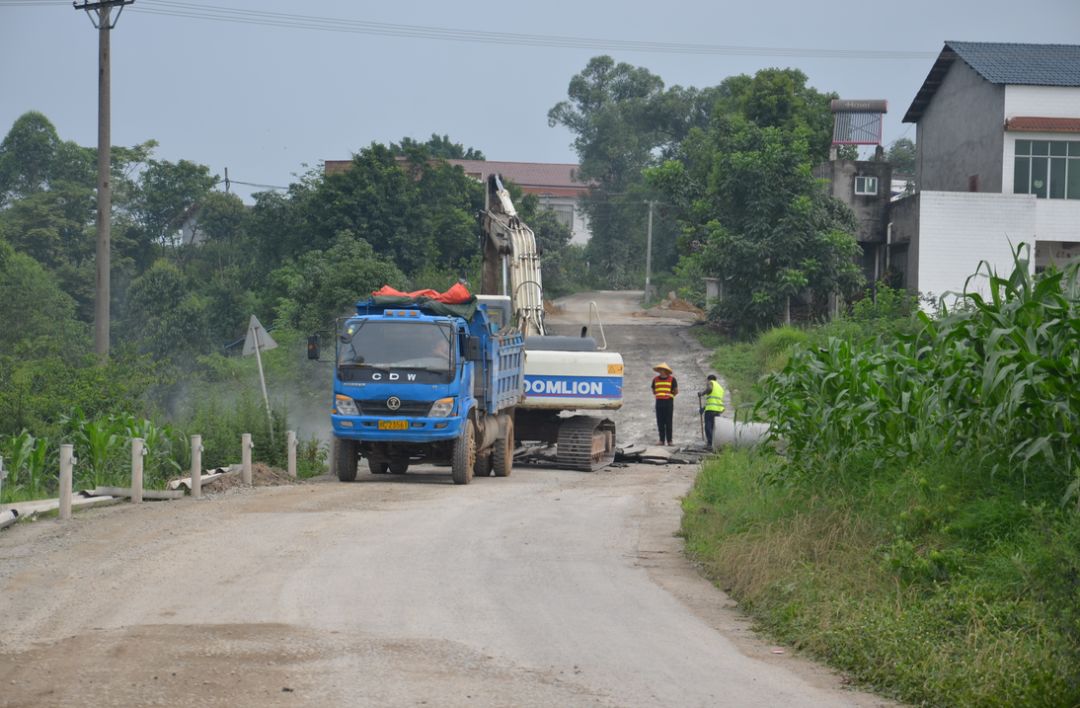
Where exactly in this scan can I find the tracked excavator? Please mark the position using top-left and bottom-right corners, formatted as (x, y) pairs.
(479, 174), (623, 471)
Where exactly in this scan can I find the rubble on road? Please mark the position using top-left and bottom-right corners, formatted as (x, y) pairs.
(516, 441), (716, 469)
(615, 443), (715, 465)
(196, 463), (298, 492)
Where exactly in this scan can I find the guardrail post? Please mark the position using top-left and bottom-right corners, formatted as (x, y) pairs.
(287, 430), (297, 478)
(59, 444), (75, 520)
(242, 433), (253, 486)
(131, 437), (145, 504)
(191, 435), (203, 498)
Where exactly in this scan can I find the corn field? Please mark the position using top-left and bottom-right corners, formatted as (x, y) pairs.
(754, 245), (1080, 506)
(0, 414), (184, 504)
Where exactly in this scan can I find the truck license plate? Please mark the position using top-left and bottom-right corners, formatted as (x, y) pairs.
(377, 420), (408, 430)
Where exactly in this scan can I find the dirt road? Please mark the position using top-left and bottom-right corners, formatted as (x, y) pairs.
(0, 291), (881, 707)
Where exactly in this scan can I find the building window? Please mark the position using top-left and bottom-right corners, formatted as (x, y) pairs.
(854, 175), (878, 195)
(1014, 139), (1080, 199)
(548, 204), (574, 230)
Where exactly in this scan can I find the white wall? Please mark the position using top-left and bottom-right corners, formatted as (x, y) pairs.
(1004, 85), (1080, 119)
(571, 205), (591, 246)
(916, 192), (1035, 303)
(1035, 199), (1080, 243)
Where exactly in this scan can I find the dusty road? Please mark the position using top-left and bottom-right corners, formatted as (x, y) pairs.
(0, 291), (882, 707)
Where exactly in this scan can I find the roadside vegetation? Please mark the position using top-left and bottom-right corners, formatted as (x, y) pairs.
(684, 251), (1080, 706)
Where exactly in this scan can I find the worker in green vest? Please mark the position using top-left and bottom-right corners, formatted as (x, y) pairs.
(698, 374), (725, 450)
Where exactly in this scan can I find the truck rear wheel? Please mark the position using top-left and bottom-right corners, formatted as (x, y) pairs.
(451, 418), (476, 485)
(389, 460), (408, 475)
(474, 452), (492, 478)
(334, 438), (359, 482)
(492, 416), (514, 477)
(368, 459), (389, 475)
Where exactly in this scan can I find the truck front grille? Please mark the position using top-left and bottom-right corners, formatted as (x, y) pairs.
(357, 400), (432, 416)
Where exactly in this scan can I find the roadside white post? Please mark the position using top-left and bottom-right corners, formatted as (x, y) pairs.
(190, 435), (203, 498)
(287, 430), (297, 478)
(242, 433), (253, 486)
(59, 444), (74, 521)
(131, 437), (145, 504)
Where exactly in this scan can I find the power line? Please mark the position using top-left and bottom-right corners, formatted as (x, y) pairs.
(119, 0), (935, 60)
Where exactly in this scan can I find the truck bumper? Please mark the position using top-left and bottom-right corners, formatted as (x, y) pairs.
(331, 414), (464, 443)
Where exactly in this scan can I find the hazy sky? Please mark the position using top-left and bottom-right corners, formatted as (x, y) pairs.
(2, 0), (1079, 201)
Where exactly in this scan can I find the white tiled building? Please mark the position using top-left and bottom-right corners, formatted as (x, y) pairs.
(891, 41), (1080, 299)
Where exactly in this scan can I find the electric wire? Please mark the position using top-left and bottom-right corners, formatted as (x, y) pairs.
(119, 0), (935, 60)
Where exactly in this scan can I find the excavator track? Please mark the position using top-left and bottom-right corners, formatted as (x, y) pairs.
(556, 416), (616, 472)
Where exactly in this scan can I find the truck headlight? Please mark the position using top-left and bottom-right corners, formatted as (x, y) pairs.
(335, 394), (359, 416)
(428, 397), (454, 417)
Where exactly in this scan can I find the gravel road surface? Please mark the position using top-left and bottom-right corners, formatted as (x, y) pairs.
(0, 291), (884, 707)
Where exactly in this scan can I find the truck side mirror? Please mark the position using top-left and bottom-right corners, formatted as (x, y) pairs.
(465, 335), (483, 361)
(307, 335), (321, 360)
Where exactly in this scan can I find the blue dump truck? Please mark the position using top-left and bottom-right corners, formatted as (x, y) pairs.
(319, 288), (524, 485)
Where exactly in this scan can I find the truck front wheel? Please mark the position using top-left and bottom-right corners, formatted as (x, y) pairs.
(334, 438), (359, 482)
(451, 418), (476, 485)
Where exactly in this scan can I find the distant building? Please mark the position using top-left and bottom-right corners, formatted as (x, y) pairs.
(813, 150), (893, 284)
(324, 158), (593, 246)
(891, 41), (1080, 297)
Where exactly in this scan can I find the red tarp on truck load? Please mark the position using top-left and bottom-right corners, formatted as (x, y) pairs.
(368, 283), (477, 318)
(371, 282), (473, 304)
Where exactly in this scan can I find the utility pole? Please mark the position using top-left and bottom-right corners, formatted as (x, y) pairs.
(643, 200), (656, 302)
(74, 0), (134, 362)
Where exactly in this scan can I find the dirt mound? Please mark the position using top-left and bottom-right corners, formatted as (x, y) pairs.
(543, 299), (562, 315)
(665, 297), (704, 315)
(202, 463), (298, 492)
(635, 292), (705, 320)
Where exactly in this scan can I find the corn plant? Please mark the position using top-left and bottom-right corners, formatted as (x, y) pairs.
(118, 414), (185, 489)
(73, 416), (123, 489)
(754, 244), (1079, 505)
(0, 432), (54, 503)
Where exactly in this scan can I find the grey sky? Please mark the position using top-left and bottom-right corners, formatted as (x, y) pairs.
(2, 0), (1079, 202)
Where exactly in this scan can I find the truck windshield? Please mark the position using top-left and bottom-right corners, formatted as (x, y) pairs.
(338, 320), (453, 372)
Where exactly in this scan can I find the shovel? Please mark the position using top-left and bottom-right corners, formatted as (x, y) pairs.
(696, 393), (705, 441)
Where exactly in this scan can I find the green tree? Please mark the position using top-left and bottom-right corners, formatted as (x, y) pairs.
(0, 111), (62, 202)
(305, 143), (483, 277)
(0, 240), (85, 358)
(647, 116), (863, 332)
(391, 133), (485, 160)
(269, 233), (406, 334)
(133, 159), (218, 245)
(715, 68), (837, 161)
(548, 56), (705, 286)
(887, 137), (916, 175)
(120, 259), (214, 359)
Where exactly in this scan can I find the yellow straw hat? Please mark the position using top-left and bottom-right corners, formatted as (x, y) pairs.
(652, 362), (673, 374)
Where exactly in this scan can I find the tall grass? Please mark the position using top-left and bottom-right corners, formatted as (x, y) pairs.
(754, 245), (1079, 504)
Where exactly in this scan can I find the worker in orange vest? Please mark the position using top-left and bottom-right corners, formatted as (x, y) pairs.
(651, 362), (678, 446)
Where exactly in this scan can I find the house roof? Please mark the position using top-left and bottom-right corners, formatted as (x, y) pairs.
(903, 41), (1080, 123)
(441, 159), (588, 192)
(324, 158), (590, 197)
(1005, 116), (1080, 133)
